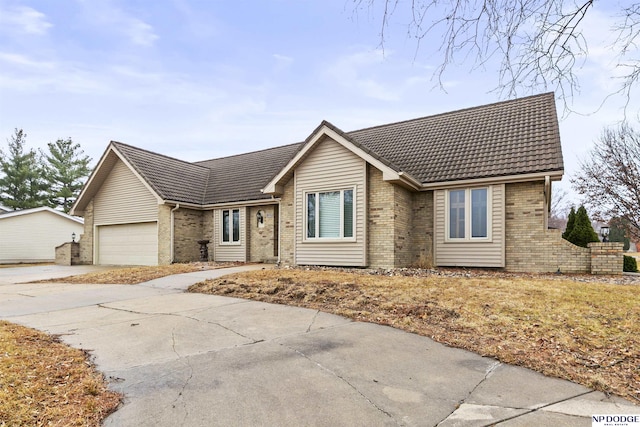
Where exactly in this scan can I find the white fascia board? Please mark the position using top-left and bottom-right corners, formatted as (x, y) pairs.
(163, 199), (279, 210)
(419, 170), (564, 190)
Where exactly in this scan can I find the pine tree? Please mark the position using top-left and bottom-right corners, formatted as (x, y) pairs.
(566, 205), (600, 248)
(562, 206), (576, 240)
(609, 217), (631, 251)
(0, 129), (49, 210)
(42, 138), (92, 213)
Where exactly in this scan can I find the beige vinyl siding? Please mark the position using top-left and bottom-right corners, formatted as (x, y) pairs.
(0, 211), (83, 263)
(93, 159), (158, 225)
(295, 137), (366, 266)
(213, 207), (247, 262)
(434, 184), (505, 267)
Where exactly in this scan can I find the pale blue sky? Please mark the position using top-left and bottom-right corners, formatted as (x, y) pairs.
(0, 0), (636, 203)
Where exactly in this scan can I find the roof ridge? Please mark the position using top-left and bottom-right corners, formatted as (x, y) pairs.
(194, 141), (303, 165)
(346, 92), (555, 135)
(110, 140), (210, 171)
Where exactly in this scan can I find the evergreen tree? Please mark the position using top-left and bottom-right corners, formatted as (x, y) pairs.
(566, 205), (599, 248)
(0, 129), (49, 210)
(609, 217), (631, 251)
(42, 138), (92, 213)
(562, 206), (576, 240)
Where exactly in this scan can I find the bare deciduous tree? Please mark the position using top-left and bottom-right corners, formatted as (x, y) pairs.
(548, 187), (571, 230)
(353, 0), (640, 112)
(572, 124), (640, 240)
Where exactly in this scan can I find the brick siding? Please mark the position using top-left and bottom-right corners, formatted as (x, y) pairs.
(172, 207), (204, 263)
(78, 200), (93, 265)
(248, 205), (278, 263)
(279, 178), (295, 265)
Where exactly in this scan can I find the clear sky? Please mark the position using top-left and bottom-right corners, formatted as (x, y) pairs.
(0, 0), (636, 204)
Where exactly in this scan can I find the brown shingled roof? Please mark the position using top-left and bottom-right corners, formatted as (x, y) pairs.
(194, 143), (302, 204)
(111, 141), (210, 204)
(109, 93), (563, 206)
(347, 92), (563, 183)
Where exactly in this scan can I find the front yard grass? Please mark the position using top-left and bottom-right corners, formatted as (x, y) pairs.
(188, 268), (640, 403)
(35, 262), (240, 285)
(0, 321), (120, 426)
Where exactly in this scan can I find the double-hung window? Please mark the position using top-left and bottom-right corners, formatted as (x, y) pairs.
(222, 209), (240, 243)
(447, 187), (490, 241)
(306, 189), (354, 240)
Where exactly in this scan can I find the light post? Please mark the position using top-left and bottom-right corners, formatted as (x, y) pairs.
(600, 225), (610, 243)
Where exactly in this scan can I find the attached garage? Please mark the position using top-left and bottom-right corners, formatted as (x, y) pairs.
(96, 222), (158, 265)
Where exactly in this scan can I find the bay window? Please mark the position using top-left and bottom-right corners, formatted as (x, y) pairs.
(306, 189), (354, 240)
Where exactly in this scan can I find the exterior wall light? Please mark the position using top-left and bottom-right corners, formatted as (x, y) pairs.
(71, 232), (76, 243)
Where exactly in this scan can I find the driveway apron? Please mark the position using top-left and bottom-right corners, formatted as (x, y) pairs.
(0, 264), (637, 426)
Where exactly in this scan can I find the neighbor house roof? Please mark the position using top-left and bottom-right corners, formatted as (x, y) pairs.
(0, 207), (84, 223)
(73, 92), (563, 212)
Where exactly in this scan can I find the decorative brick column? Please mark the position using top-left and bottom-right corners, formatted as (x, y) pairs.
(588, 242), (624, 275)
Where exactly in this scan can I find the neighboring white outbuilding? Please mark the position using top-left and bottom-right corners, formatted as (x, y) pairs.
(0, 207), (84, 264)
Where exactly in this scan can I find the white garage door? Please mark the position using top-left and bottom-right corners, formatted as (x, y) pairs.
(97, 222), (158, 266)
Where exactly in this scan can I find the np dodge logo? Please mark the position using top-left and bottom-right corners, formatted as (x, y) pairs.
(592, 415), (640, 427)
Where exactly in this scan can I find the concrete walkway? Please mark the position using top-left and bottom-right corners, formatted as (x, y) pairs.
(0, 265), (637, 426)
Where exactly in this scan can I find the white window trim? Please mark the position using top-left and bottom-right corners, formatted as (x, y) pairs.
(303, 187), (356, 243)
(444, 186), (493, 242)
(220, 208), (241, 245)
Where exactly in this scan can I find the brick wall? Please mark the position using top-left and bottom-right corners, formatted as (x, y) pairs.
(248, 205), (278, 263)
(173, 207), (204, 262)
(78, 200), (94, 264)
(394, 183), (413, 267)
(368, 167), (395, 268)
(55, 242), (80, 265)
(157, 204), (172, 265)
(411, 191), (434, 267)
(279, 178), (295, 265)
(506, 181), (592, 273)
(589, 242), (624, 275)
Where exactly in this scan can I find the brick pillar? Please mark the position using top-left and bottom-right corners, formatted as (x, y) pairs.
(588, 242), (624, 275)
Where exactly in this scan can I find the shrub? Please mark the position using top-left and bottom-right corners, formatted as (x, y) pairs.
(565, 206), (599, 248)
(623, 255), (638, 272)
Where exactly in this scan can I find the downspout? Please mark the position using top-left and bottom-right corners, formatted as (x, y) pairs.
(170, 204), (180, 263)
(276, 196), (281, 266)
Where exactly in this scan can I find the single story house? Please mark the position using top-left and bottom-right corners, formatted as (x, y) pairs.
(72, 92), (584, 272)
(0, 207), (84, 264)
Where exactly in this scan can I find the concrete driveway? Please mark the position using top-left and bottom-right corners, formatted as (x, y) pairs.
(0, 265), (638, 426)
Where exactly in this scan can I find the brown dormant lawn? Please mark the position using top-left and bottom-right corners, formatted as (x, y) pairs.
(35, 262), (241, 285)
(0, 321), (120, 426)
(188, 268), (640, 403)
